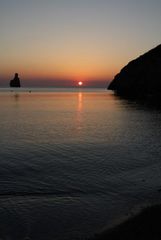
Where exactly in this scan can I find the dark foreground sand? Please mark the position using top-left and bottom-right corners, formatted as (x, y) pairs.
(90, 204), (161, 240)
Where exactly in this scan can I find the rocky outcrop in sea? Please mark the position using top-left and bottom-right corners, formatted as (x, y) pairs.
(10, 73), (21, 87)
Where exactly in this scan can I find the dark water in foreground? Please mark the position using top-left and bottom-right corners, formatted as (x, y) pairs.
(0, 88), (161, 240)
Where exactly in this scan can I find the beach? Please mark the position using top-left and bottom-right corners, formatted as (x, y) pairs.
(91, 204), (161, 240)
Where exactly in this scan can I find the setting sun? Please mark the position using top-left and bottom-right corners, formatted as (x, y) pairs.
(78, 81), (83, 86)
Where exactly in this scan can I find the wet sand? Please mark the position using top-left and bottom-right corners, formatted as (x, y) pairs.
(91, 204), (161, 240)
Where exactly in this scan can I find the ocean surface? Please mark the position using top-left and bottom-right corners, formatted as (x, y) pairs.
(0, 87), (161, 240)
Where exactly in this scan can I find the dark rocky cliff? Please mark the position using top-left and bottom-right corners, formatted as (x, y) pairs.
(108, 44), (161, 98)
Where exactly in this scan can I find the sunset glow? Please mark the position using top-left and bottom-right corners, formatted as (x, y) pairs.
(1, 1), (161, 87)
(78, 81), (83, 86)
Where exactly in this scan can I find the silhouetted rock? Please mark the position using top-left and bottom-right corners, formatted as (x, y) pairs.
(108, 44), (161, 99)
(10, 73), (21, 87)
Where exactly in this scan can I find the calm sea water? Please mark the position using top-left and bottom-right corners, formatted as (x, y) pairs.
(0, 88), (161, 240)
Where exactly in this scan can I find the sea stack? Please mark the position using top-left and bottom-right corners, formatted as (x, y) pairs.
(108, 44), (161, 98)
(10, 73), (21, 87)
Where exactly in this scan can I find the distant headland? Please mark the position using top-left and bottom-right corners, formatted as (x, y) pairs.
(108, 44), (161, 99)
(10, 73), (21, 87)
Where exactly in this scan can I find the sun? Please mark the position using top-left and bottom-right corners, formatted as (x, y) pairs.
(78, 81), (83, 86)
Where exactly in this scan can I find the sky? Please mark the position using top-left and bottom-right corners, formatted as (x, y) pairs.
(0, 0), (161, 87)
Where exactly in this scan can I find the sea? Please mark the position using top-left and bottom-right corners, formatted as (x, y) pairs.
(0, 87), (161, 240)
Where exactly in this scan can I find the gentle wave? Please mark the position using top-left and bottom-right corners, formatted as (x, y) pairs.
(0, 89), (161, 240)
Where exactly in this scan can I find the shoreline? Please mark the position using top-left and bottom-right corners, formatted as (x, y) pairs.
(90, 203), (161, 240)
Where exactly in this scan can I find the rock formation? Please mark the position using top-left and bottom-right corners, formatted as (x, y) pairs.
(108, 44), (161, 98)
(10, 73), (21, 87)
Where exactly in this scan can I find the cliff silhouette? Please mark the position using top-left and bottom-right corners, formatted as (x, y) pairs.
(108, 44), (161, 98)
(10, 73), (21, 87)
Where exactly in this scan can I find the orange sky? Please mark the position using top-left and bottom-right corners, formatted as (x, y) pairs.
(1, 1), (161, 87)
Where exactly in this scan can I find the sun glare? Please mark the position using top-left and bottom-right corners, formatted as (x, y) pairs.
(78, 81), (83, 86)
